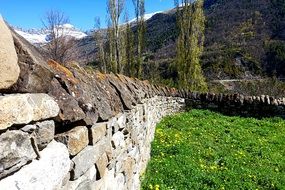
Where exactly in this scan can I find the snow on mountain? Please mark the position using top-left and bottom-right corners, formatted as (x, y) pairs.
(128, 11), (162, 23)
(14, 24), (87, 45)
(14, 11), (161, 45)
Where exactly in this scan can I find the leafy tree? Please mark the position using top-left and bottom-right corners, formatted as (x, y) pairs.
(121, 11), (135, 77)
(175, 0), (208, 91)
(266, 40), (285, 77)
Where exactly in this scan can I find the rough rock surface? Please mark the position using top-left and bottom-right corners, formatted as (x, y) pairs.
(0, 131), (36, 180)
(0, 16), (20, 90)
(21, 120), (55, 150)
(7, 29), (182, 125)
(0, 93), (60, 130)
(55, 126), (89, 156)
(90, 123), (107, 145)
(0, 140), (71, 190)
(71, 139), (109, 180)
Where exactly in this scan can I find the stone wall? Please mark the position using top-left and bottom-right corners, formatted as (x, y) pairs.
(185, 91), (285, 118)
(1, 15), (285, 190)
(0, 96), (184, 190)
(0, 17), (185, 190)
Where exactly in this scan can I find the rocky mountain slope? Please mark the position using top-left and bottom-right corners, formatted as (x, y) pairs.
(15, 0), (285, 81)
(70, 0), (284, 80)
(143, 0), (285, 80)
(14, 24), (87, 46)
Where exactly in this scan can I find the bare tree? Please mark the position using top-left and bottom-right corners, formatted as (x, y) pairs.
(107, 0), (125, 73)
(93, 17), (107, 73)
(42, 10), (74, 64)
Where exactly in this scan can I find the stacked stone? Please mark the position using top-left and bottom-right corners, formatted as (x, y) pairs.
(2, 11), (284, 190)
(0, 16), (70, 189)
(0, 16), (185, 190)
(185, 92), (285, 118)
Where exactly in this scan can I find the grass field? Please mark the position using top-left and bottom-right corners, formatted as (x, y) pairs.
(141, 110), (285, 190)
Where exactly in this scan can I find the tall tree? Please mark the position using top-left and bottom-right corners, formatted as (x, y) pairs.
(107, 0), (125, 74)
(122, 11), (135, 76)
(42, 10), (74, 64)
(132, 0), (146, 78)
(175, 0), (207, 91)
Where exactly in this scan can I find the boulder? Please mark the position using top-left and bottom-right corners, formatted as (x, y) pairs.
(55, 126), (89, 156)
(0, 16), (20, 90)
(0, 131), (36, 179)
(0, 93), (60, 130)
(0, 140), (71, 190)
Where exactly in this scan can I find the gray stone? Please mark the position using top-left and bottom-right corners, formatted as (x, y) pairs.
(22, 120), (55, 150)
(60, 165), (96, 190)
(0, 140), (71, 190)
(76, 180), (92, 190)
(55, 126), (89, 156)
(0, 93), (60, 130)
(95, 153), (108, 178)
(114, 173), (125, 190)
(0, 130), (37, 179)
(111, 131), (125, 149)
(71, 139), (108, 180)
(0, 16), (20, 90)
(117, 113), (126, 129)
(90, 122), (107, 145)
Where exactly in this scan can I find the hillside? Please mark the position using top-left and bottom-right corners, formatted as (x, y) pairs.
(16, 0), (285, 81)
(143, 0), (285, 80)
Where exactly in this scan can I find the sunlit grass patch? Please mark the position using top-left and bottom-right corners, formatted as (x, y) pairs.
(141, 110), (285, 190)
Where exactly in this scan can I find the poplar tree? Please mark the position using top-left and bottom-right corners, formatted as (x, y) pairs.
(107, 0), (125, 74)
(122, 11), (135, 77)
(175, 0), (208, 91)
(132, 0), (146, 78)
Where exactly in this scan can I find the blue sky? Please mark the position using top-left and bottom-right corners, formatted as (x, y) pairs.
(0, 0), (174, 31)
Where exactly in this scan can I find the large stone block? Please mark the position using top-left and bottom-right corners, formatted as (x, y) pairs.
(60, 165), (96, 190)
(21, 120), (55, 150)
(0, 140), (71, 190)
(0, 93), (60, 130)
(111, 131), (125, 149)
(55, 126), (89, 156)
(71, 138), (109, 180)
(90, 122), (107, 145)
(95, 153), (109, 179)
(0, 15), (20, 90)
(0, 130), (37, 179)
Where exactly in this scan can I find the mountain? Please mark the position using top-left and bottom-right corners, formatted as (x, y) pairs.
(143, 0), (285, 80)
(14, 0), (285, 81)
(13, 24), (87, 46)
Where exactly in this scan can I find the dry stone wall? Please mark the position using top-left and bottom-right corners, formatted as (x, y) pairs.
(1, 16), (284, 190)
(0, 18), (185, 190)
(0, 96), (184, 190)
(185, 91), (285, 118)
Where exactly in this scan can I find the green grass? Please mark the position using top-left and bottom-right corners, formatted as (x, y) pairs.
(141, 110), (285, 190)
